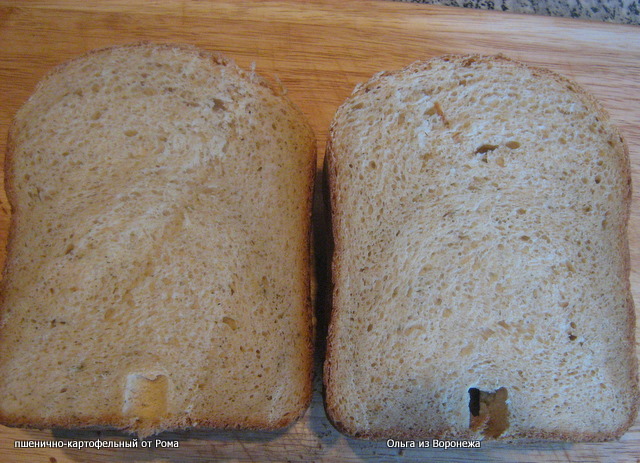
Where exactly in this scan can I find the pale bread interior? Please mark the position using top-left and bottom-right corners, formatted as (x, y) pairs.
(0, 43), (316, 436)
(325, 55), (637, 441)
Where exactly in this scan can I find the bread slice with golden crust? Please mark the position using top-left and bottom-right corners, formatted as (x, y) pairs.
(324, 54), (637, 441)
(0, 42), (316, 437)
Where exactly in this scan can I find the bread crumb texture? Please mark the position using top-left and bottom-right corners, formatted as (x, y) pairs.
(0, 43), (316, 437)
(324, 54), (637, 441)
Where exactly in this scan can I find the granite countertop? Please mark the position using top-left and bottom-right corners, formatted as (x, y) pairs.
(400, 0), (640, 25)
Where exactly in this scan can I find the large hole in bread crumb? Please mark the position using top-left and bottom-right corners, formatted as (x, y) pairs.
(469, 387), (509, 438)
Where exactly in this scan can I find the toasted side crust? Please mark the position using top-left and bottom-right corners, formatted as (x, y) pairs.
(324, 54), (637, 441)
(0, 42), (316, 436)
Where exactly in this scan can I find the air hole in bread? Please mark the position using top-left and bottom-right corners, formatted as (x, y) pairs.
(222, 316), (238, 330)
(469, 387), (509, 438)
(505, 140), (520, 149)
(474, 144), (499, 154)
(211, 98), (226, 111)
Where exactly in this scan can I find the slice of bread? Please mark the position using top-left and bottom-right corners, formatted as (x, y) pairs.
(0, 43), (316, 437)
(324, 54), (638, 441)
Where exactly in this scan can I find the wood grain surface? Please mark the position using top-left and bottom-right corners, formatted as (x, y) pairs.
(1, 1), (640, 461)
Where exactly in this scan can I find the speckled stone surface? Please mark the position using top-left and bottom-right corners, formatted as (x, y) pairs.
(400, 0), (640, 25)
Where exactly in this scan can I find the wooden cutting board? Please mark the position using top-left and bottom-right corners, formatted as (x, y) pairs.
(1, 1), (640, 462)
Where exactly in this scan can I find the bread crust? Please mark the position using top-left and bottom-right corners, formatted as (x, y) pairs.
(323, 54), (638, 441)
(0, 42), (316, 436)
